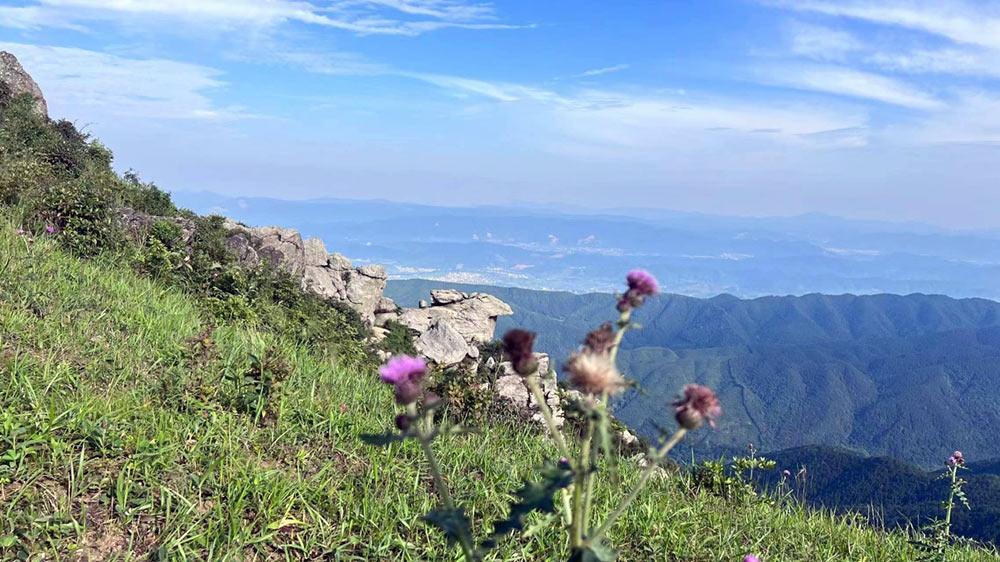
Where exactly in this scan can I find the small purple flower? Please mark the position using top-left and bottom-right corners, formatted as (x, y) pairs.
(673, 383), (722, 430)
(379, 355), (427, 385)
(744, 556), (761, 562)
(45, 224), (55, 234)
(626, 269), (659, 297)
(618, 269), (660, 312)
(782, 469), (792, 478)
(947, 451), (965, 467)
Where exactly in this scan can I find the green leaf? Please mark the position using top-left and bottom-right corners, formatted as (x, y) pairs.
(569, 542), (618, 562)
(481, 459), (574, 550)
(423, 507), (472, 546)
(359, 433), (407, 446)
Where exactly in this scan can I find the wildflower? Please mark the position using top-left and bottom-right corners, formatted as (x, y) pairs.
(673, 384), (722, 430)
(502, 329), (539, 376)
(45, 224), (55, 234)
(744, 556), (761, 562)
(379, 355), (427, 385)
(617, 269), (660, 312)
(395, 413), (412, 431)
(565, 351), (626, 395)
(782, 469), (792, 478)
(947, 451), (965, 467)
(379, 355), (427, 405)
(583, 322), (615, 355)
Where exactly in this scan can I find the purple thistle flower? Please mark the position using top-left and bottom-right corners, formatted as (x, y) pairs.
(379, 355), (427, 385)
(947, 451), (965, 467)
(673, 384), (722, 430)
(744, 556), (761, 562)
(618, 269), (660, 312)
(626, 269), (659, 297)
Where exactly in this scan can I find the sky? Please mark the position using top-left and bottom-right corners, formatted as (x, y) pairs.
(0, 1), (999, 229)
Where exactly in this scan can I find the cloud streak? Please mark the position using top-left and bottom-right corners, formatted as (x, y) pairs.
(1, 0), (529, 36)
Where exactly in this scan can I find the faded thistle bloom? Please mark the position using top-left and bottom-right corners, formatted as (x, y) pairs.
(502, 329), (538, 376)
(583, 322), (616, 355)
(565, 352), (626, 396)
(673, 384), (722, 430)
(947, 450), (965, 467)
(379, 355), (428, 405)
(617, 269), (660, 312)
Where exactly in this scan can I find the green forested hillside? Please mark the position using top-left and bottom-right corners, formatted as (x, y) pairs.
(757, 446), (1000, 546)
(386, 280), (1000, 467)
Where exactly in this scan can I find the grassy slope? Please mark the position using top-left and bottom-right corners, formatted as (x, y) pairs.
(2, 221), (998, 561)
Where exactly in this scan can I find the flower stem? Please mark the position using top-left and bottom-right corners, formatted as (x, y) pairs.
(944, 464), (957, 538)
(587, 427), (688, 545)
(418, 418), (478, 560)
(608, 309), (632, 365)
(523, 374), (572, 460)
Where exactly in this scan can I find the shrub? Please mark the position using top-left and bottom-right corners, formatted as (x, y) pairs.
(122, 170), (176, 216)
(36, 167), (123, 256)
(380, 319), (418, 355)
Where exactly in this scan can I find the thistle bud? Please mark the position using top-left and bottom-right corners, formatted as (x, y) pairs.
(503, 329), (538, 376)
(673, 384), (721, 430)
(395, 414), (412, 431)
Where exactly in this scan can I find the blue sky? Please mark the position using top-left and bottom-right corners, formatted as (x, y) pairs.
(1, 1), (999, 228)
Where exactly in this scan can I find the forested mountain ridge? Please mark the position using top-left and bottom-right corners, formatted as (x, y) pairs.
(387, 280), (1000, 468)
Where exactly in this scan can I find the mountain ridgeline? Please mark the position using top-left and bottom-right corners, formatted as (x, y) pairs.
(386, 280), (1000, 468)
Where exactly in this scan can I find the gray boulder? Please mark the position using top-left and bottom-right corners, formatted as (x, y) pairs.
(0, 52), (47, 117)
(416, 320), (474, 365)
(397, 292), (512, 344)
(493, 353), (564, 429)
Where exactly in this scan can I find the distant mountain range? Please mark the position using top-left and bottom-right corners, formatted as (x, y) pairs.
(386, 279), (1000, 469)
(757, 446), (1000, 545)
(172, 192), (1000, 300)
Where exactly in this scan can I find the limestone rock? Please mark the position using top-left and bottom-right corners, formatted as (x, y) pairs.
(493, 353), (563, 429)
(416, 320), (473, 365)
(0, 52), (47, 117)
(397, 292), (512, 344)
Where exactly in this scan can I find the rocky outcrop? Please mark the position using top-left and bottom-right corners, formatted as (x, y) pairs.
(221, 222), (387, 324)
(492, 353), (564, 429)
(0, 52), (47, 117)
(388, 289), (512, 365)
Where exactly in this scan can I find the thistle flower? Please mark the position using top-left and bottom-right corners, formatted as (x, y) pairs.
(565, 351), (626, 395)
(947, 451), (965, 467)
(379, 355), (427, 385)
(744, 556), (761, 562)
(673, 384), (722, 430)
(627, 269), (659, 296)
(617, 269), (660, 312)
(583, 322), (616, 355)
(502, 329), (539, 376)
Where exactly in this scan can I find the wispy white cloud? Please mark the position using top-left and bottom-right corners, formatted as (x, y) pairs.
(775, 0), (1000, 50)
(786, 22), (864, 61)
(1, 0), (528, 36)
(577, 64), (630, 78)
(759, 65), (942, 109)
(0, 41), (251, 121)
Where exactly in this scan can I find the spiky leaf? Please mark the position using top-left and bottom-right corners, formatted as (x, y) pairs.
(481, 459), (574, 550)
(423, 507), (472, 546)
(359, 433), (407, 446)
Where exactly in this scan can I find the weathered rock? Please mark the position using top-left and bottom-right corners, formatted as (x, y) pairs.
(375, 296), (397, 314)
(241, 226), (387, 324)
(0, 52), (47, 117)
(430, 289), (466, 305)
(418, 300), (429, 309)
(416, 320), (474, 365)
(493, 353), (563, 429)
(397, 292), (512, 344)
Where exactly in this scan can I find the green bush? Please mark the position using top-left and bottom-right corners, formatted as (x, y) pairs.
(380, 319), (418, 355)
(36, 167), (123, 256)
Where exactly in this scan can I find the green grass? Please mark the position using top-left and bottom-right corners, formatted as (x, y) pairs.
(1, 218), (998, 561)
